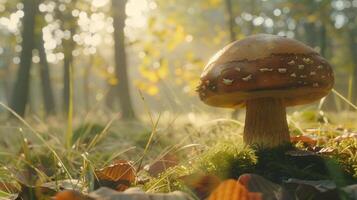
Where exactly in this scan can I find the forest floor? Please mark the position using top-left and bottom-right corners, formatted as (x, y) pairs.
(0, 108), (356, 199)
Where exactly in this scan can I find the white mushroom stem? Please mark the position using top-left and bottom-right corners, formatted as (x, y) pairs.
(244, 98), (290, 148)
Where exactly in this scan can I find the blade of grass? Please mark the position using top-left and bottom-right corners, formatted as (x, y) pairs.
(86, 114), (119, 151)
(0, 102), (73, 181)
(66, 64), (74, 149)
(348, 75), (353, 103)
(103, 146), (136, 166)
(287, 115), (306, 135)
(136, 112), (161, 172)
(332, 89), (357, 110)
(136, 90), (161, 172)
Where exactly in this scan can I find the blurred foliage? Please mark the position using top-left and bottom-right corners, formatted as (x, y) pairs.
(0, 0), (356, 113)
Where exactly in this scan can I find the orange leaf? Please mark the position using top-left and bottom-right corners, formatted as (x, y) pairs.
(208, 179), (262, 200)
(180, 173), (221, 199)
(94, 160), (136, 191)
(290, 135), (317, 147)
(54, 190), (91, 200)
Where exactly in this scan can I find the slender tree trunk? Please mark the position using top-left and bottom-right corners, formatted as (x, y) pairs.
(246, 0), (255, 35)
(348, 28), (357, 106)
(63, 27), (75, 114)
(63, 50), (72, 113)
(112, 0), (136, 119)
(83, 56), (93, 111)
(224, 0), (239, 118)
(318, 24), (335, 111)
(38, 31), (56, 115)
(225, 0), (236, 42)
(303, 22), (317, 47)
(10, 0), (37, 117)
(319, 25), (327, 57)
(105, 86), (116, 110)
(1, 47), (11, 103)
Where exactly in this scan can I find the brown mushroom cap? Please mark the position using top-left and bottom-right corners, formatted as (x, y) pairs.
(197, 34), (334, 108)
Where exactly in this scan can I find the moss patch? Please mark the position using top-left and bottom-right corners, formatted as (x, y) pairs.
(197, 141), (356, 186)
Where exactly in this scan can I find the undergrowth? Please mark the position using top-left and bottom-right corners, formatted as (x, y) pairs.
(0, 109), (356, 197)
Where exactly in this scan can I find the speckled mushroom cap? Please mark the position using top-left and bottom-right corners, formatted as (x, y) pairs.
(197, 34), (334, 108)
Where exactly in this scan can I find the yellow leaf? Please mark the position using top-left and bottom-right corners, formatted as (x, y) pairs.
(108, 77), (118, 86)
(147, 85), (159, 96)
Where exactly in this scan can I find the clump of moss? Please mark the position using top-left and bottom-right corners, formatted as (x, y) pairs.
(197, 140), (256, 179)
(327, 138), (357, 179)
(197, 141), (356, 186)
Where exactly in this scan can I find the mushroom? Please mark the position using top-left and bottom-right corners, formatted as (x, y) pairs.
(197, 34), (334, 148)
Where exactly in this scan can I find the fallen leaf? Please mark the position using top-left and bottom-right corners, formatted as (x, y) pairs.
(179, 173), (221, 199)
(283, 178), (342, 200)
(42, 179), (83, 191)
(284, 178), (336, 192)
(208, 179), (262, 200)
(317, 147), (336, 155)
(342, 184), (357, 199)
(285, 149), (317, 157)
(0, 182), (19, 193)
(290, 135), (317, 147)
(54, 190), (92, 200)
(94, 160), (136, 191)
(334, 132), (357, 142)
(238, 174), (281, 199)
(89, 187), (194, 200)
(147, 153), (179, 177)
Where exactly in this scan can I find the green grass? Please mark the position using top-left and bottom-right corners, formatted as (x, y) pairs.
(0, 101), (356, 196)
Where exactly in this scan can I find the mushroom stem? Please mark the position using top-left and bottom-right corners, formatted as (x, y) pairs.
(244, 98), (290, 148)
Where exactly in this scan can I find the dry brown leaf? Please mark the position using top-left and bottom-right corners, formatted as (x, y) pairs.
(147, 153), (179, 177)
(208, 179), (262, 200)
(238, 174), (283, 199)
(0, 182), (20, 193)
(285, 149), (316, 156)
(334, 132), (357, 142)
(94, 160), (136, 191)
(89, 187), (194, 200)
(179, 173), (221, 199)
(54, 190), (92, 200)
(290, 135), (317, 147)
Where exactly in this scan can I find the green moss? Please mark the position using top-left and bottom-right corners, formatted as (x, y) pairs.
(197, 141), (256, 179)
(197, 141), (356, 186)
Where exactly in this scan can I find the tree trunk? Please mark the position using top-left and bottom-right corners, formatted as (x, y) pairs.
(105, 85), (116, 110)
(38, 31), (56, 115)
(63, 27), (75, 114)
(63, 51), (71, 114)
(83, 56), (93, 111)
(303, 22), (317, 47)
(319, 25), (327, 57)
(318, 24), (336, 111)
(10, 0), (37, 117)
(348, 28), (357, 107)
(225, 0), (236, 42)
(1, 46), (11, 103)
(224, 0), (239, 118)
(112, 0), (136, 119)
